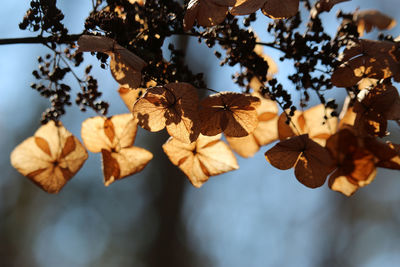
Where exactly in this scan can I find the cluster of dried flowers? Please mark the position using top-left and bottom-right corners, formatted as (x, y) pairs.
(10, 0), (400, 196)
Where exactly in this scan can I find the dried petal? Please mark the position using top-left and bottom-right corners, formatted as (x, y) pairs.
(163, 134), (238, 187)
(118, 87), (146, 112)
(102, 147), (153, 186)
(261, 0), (299, 19)
(278, 104), (337, 146)
(199, 92), (260, 137)
(227, 93), (278, 157)
(266, 134), (334, 188)
(354, 10), (396, 36)
(10, 121), (88, 193)
(332, 40), (400, 87)
(76, 35), (147, 88)
(133, 83), (201, 143)
(183, 0), (234, 30)
(81, 113), (137, 153)
(312, 0), (350, 16)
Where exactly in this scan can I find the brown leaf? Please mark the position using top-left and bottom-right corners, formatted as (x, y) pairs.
(364, 138), (400, 170)
(110, 52), (143, 89)
(227, 92), (278, 157)
(332, 40), (400, 87)
(230, 0), (265, 16)
(133, 83), (201, 143)
(261, 0), (299, 19)
(353, 83), (399, 137)
(10, 121), (88, 193)
(231, 0), (299, 19)
(326, 128), (377, 196)
(354, 10), (396, 36)
(199, 92), (260, 137)
(76, 35), (146, 88)
(76, 35), (116, 54)
(163, 134), (238, 187)
(312, 0), (350, 16)
(183, 0), (235, 31)
(265, 134), (334, 188)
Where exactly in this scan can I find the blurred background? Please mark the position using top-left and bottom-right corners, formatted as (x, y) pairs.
(1, 1), (400, 266)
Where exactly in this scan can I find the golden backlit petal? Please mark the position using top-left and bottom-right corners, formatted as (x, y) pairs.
(226, 134), (260, 158)
(348, 148), (376, 182)
(163, 137), (207, 187)
(328, 174), (359, 197)
(102, 147), (153, 186)
(197, 139), (239, 176)
(163, 137), (196, 167)
(179, 155), (209, 187)
(81, 117), (112, 153)
(303, 104), (338, 146)
(34, 120), (70, 160)
(133, 86), (169, 132)
(261, 0), (299, 19)
(11, 122), (88, 194)
(163, 134), (237, 187)
(164, 83), (201, 143)
(256, 98), (279, 118)
(11, 137), (53, 176)
(253, 116), (279, 146)
(59, 136), (88, 176)
(118, 87), (145, 112)
(109, 113), (138, 149)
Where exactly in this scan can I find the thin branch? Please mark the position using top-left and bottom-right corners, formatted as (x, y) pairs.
(0, 34), (81, 46)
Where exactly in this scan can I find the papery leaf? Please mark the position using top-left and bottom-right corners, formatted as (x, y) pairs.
(354, 9), (396, 36)
(163, 134), (238, 187)
(199, 92), (260, 137)
(10, 121), (88, 193)
(81, 113), (137, 153)
(266, 134), (334, 188)
(133, 83), (201, 143)
(183, 0), (234, 30)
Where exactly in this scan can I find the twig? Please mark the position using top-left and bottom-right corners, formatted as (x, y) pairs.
(0, 34), (81, 46)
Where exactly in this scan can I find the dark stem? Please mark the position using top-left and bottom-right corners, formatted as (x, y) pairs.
(0, 34), (81, 45)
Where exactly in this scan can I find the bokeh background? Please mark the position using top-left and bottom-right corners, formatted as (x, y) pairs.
(1, 1), (400, 266)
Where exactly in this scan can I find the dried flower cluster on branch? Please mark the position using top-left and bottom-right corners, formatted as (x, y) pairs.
(7, 0), (400, 196)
